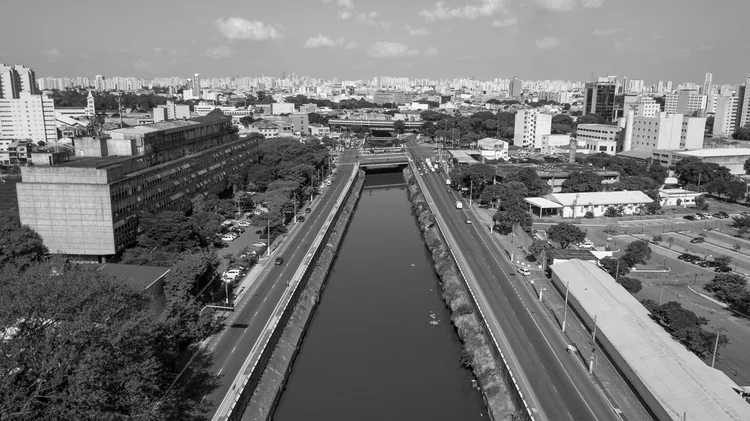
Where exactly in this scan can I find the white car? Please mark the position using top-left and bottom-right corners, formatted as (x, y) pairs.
(223, 270), (241, 282)
(221, 235), (236, 242)
(253, 242), (267, 247)
(517, 267), (531, 276)
(238, 220), (252, 227)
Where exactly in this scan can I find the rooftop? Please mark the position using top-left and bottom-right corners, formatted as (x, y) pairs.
(617, 148), (657, 160)
(55, 155), (132, 169)
(675, 148), (750, 158)
(545, 249), (598, 260)
(551, 260), (750, 421)
(543, 190), (653, 206)
(98, 263), (170, 291)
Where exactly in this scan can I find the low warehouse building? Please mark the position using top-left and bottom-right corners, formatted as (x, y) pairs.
(524, 191), (653, 218)
(550, 260), (750, 421)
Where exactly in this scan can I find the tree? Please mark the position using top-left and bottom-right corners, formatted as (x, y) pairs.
(667, 237), (674, 248)
(504, 168), (551, 197)
(393, 120), (406, 134)
(599, 256), (630, 279)
(604, 205), (624, 217)
(479, 184), (504, 207)
(733, 127), (750, 141)
(713, 255), (731, 267)
(136, 211), (206, 254)
(493, 206), (532, 235)
(674, 157), (732, 187)
(725, 179), (748, 202)
(704, 273), (747, 305)
(646, 301), (727, 360)
(561, 171), (602, 193)
(617, 277), (643, 294)
(0, 214), (48, 272)
(694, 195), (709, 211)
(547, 223), (586, 249)
(611, 176), (658, 192)
(576, 113), (609, 125)
(745, 157), (750, 175)
(623, 240), (652, 266)
(529, 239), (549, 256)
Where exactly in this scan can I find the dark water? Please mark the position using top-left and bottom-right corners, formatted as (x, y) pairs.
(272, 171), (487, 421)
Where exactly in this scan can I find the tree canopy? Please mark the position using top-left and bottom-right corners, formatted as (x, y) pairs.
(503, 168), (550, 197)
(622, 240), (652, 266)
(547, 223), (585, 249)
(0, 214), (48, 272)
(561, 171), (602, 193)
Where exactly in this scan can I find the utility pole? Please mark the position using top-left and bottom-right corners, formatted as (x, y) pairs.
(470, 179), (474, 206)
(266, 218), (271, 257)
(562, 281), (570, 332)
(711, 332), (721, 368)
(615, 259), (620, 280)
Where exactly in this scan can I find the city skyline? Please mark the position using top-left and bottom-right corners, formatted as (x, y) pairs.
(1, 0), (748, 83)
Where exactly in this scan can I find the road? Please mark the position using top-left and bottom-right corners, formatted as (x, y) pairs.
(201, 149), (359, 417)
(409, 144), (618, 421)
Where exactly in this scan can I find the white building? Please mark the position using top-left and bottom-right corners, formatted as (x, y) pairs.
(513, 109), (551, 148)
(153, 100), (190, 122)
(0, 92), (57, 143)
(309, 124), (330, 137)
(271, 103), (295, 115)
(523, 191), (653, 218)
(658, 188), (702, 207)
(713, 95), (739, 138)
(0, 64), (38, 99)
(630, 98), (660, 118)
(476, 137), (509, 160)
(664, 90), (707, 116)
(541, 134), (571, 150)
(630, 112), (705, 151)
(576, 124), (622, 155)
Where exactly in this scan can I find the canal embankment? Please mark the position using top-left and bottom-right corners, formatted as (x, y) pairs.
(403, 166), (518, 421)
(241, 170), (366, 420)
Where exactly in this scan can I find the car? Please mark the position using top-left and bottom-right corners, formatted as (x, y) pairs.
(238, 220), (252, 227)
(305, 207), (312, 213)
(741, 211), (750, 216)
(714, 266), (732, 273)
(677, 253), (697, 261)
(213, 240), (228, 248)
(221, 235), (236, 242)
(465, 219), (473, 224)
(713, 212), (729, 219)
(690, 237), (705, 243)
(253, 242), (267, 247)
(698, 261), (718, 268)
(275, 257), (284, 265)
(297, 216), (305, 222)
(683, 215), (696, 221)
(517, 267), (531, 276)
(231, 227), (245, 234)
(703, 213), (713, 219)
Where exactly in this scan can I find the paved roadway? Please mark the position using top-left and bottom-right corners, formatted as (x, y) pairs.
(202, 149), (359, 417)
(410, 145), (618, 421)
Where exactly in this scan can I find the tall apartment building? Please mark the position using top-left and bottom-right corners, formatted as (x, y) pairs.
(94, 75), (105, 91)
(290, 113), (309, 134)
(629, 112), (705, 150)
(153, 100), (190, 122)
(192, 73), (201, 99)
(582, 78), (618, 121)
(0, 92), (57, 143)
(373, 91), (413, 105)
(624, 96), (660, 117)
(713, 95), (739, 137)
(513, 109), (551, 148)
(0, 64), (38, 99)
(737, 75), (750, 129)
(664, 90), (706, 116)
(510, 77), (523, 98)
(702, 73), (713, 96)
(16, 114), (253, 260)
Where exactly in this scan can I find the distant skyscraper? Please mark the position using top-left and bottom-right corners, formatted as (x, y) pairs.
(737, 74), (750, 129)
(192, 73), (201, 99)
(94, 75), (105, 91)
(714, 95), (738, 137)
(657, 81), (664, 93)
(509, 77), (523, 98)
(702, 72), (713, 96)
(666, 81), (673, 92)
(583, 78), (619, 120)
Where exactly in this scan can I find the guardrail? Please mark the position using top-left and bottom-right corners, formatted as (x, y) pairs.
(212, 162), (361, 421)
(409, 162), (537, 421)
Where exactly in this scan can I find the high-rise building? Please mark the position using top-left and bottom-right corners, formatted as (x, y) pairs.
(713, 95), (739, 138)
(664, 90), (706, 116)
(94, 75), (105, 91)
(0, 64), (38, 99)
(513, 109), (552, 148)
(583, 78), (619, 121)
(702, 72), (713, 97)
(657, 81), (664, 93)
(192, 73), (201, 99)
(290, 113), (309, 134)
(666, 81), (673, 92)
(0, 92), (57, 143)
(737, 74), (750, 129)
(509, 77), (523, 99)
(629, 112), (705, 150)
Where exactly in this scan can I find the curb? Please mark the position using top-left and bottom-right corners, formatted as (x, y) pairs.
(686, 285), (728, 308)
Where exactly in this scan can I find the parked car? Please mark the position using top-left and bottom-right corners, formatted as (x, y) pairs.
(741, 211), (750, 216)
(703, 213), (713, 219)
(714, 266), (732, 273)
(465, 219), (473, 224)
(221, 234), (237, 242)
(517, 267), (531, 276)
(683, 215), (696, 221)
(238, 220), (252, 227)
(275, 257), (284, 265)
(305, 207), (312, 213)
(253, 242), (267, 247)
(231, 227), (245, 234)
(690, 237), (705, 243)
(713, 212), (729, 219)
(694, 213), (705, 220)
(297, 216), (305, 222)
(698, 261), (718, 268)
(677, 253), (693, 261)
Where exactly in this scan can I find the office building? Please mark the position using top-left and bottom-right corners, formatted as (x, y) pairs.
(192, 73), (201, 99)
(290, 113), (309, 134)
(576, 124), (622, 155)
(737, 75), (750, 129)
(153, 100), (190, 122)
(94, 75), (105, 91)
(16, 114), (252, 260)
(713, 95), (739, 137)
(664, 90), (707, 116)
(0, 92), (57, 143)
(629, 112), (705, 150)
(583, 78), (618, 121)
(510, 77), (523, 98)
(702, 72), (713, 96)
(513, 109), (551, 148)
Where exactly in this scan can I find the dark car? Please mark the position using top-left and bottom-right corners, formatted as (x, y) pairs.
(715, 266), (732, 273)
(677, 253), (697, 261)
(275, 257), (284, 265)
(231, 227), (245, 234)
(713, 212), (729, 219)
(683, 215), (696, 221)
(305, 207), (312, 213)
(297, 216), (305, 222)
(698, 261), (718, 268)
(213, 240), (228, 248)
(690, 237), (705, 243)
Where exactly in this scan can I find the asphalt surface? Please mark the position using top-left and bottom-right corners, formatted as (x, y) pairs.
(202, 149), (359, 418)
(409, 144), (618, 421)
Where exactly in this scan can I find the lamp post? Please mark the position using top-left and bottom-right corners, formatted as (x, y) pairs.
(266, 218), (271, 258)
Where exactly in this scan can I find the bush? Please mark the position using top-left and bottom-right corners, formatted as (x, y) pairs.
(584, 211), (594, 219)
(652, 234), (663, 243)
(617, 277), (643, 294)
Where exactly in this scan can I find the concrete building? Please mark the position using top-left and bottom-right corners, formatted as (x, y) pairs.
(672, 148), (750, 175)
(630, 112), (705, 151)
(550, 260), (750, 421)
(0, 92), (57, 143)
(659, 188), (702, 207)
(713, 95), (739, 138)
(737, 75), (750, 129)
(153, 100), (190, 122)
(541, 134), (572, 153)
(510, 77), (523, 98)
(373, 91), (413, 105)
(192, 73), (201, 99)
(524, 191), (653, 218)
(16, 115), (250, 259)
(665, 90), (707, 116)
(476, 137), (509, 160)
(309, 124), (330, 137)
(0, 64), (38, 99)
(299, 103), (317, 114)
(271, 102), (295, 115)
(257, 122), (279, 138)
(583, 78), (618, 121)
(576, 124), (622, 155)
(290, 113), (309, 134)
(629, 97), (660, 118)
(513, 109), (551, 148)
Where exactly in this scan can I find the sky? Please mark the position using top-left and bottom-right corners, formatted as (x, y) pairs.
(1, 0), (749, 84)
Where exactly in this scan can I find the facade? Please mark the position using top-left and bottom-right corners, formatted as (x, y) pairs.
(373, 91), (413, 105)
(583, 79), (618, 121)
(16, 115), (250, 259)
(664, 90), (706, 116)
(737, 75), (750, 129)
(0, 92), (57, 143)
(630, 98), (660, 117)
(0, 64), (38, 99)
(541, 134), (571, 152)
(509, 77), (523, 98)
(153, 100), (190, 122)
(659, 188), (702, 207)
(257, 122), (279, 138)
(630, 112), (705, 151)
(576, 124), (622, 155)
(299, 103), (317, 113)
(524, 191), (653, 218)
(309, 124), (330, 137)
(271, 103), (295, 115)
(513, 109), (552, 148)
(476, 137), (509, 160)
(713, 95), (739, 137)
(290, 113), (309, 134)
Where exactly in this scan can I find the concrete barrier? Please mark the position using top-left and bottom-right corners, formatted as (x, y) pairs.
(409, 162), (537, 421)
(212, 163), (361, 421)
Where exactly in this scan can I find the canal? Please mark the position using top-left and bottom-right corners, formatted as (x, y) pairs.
(272, 171), (487, 421)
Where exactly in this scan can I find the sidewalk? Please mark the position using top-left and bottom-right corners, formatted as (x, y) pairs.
(470, 203), (654, 421)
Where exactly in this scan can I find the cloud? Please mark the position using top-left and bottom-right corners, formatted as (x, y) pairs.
(338, 10), (353, 19)
(304, 35), (341, 48)
(215, 17), (283, 40)
(492, 16), (518, 27)
(535, 36), (560, 49)
(367, 42), (420, 58)
(423, 47), (439, 56)
(345, 41), (358, 50)
(323, 0), (354, 8)
(405, 24), (432, 36)
(592, 28), (621, 35)
(536, 0), (603, 11)
(420, 0), (508, 20)
(205, 45), (233, 58)
(43, 48), (61, 58)
(355, 11), (391, 29)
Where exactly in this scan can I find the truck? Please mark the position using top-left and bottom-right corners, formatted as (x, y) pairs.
(425, 158), (435, 173)
(446, 178), (451, 186)
(455, 200), (463, 209)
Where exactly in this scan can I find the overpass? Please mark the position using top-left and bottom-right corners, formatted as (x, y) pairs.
(358, 152), (410, 170)
(329, 119), (423, 130)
